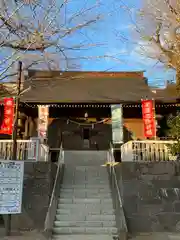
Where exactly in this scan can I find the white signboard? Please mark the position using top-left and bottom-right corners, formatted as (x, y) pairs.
(111, 104), (123, 143)
(38, 105), (49, 140)
(0, 160), (24, 214)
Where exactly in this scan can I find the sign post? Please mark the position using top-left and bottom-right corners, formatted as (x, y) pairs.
(5, 61), (23, 236)
(0, 160), (24, 231)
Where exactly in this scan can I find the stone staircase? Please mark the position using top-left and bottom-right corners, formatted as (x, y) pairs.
(51, 151), (118, 239)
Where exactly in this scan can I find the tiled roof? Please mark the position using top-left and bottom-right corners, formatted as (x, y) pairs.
(151, 84), (179, 102)
(20, 70), (153, 103)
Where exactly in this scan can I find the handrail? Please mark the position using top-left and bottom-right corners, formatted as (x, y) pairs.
(108, 142), (128, 233)
(109, 144), (122, 208)
(48, 142), (63, 209)
(44, 142), (64, 237)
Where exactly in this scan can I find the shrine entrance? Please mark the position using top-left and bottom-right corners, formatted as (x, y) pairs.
(48, 104), (112, 150)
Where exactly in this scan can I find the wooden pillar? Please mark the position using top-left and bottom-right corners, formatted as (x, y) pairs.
(17, 112), (24, 139)
(28, 117), (34, 137)
(24, 116), (29, 139)
(34, 118), (38, 137)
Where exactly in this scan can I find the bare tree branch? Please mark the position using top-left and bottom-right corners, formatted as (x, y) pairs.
(118, 0), (180, 94)
(0, 0), (112, 86)
(165, 0), (178, 15)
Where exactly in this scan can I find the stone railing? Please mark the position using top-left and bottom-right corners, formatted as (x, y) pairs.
(121, 140), (177, 162)
(107, 144), (128, 238)
(0, 138), (49, 161)
(44, 143), (64, 238)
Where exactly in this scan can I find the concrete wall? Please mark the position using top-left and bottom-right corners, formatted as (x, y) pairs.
(9, 162), (57, 232)
(115, 162), (180, 233)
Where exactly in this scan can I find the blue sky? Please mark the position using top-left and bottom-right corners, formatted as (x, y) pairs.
(0, 0), (176, 86)
(65, 0), (175, 88)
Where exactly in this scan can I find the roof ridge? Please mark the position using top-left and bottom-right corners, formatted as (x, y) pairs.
(28, 70), (145, 79)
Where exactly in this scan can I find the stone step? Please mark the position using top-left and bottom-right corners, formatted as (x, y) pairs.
(53, 227), (118, 235)
(64, 173), (109, 177)
(67, 170), (108, 174)
(64, 170), (108, 173)
(64, 172), (109, 177)
(63, 179), (109, 183)
(66, 156), (106, 159)
(60, 192), (112, 198)
(56, 214), (85, 221)
(64, 172), (108, 175)
(55, 214), (116, 222)
(60, 188), (112, 194)
(65, 163), (106, 167)
(52, 234), (117, 240)
(54, 220), (116, 227)
(63, 181), (109, 185)
(65, 172), (108, 175)
(61, 184), (111, 189)
(63, 177), (109, 181)
(56, 208), (115, 215)
(65, 167), (107, 171)
(85, 214), (116, 221)
(57, 203), (114, 210)
(63, 171), (108, 175)
(58, 198), (113, 204)
(66, 164), (107, 169)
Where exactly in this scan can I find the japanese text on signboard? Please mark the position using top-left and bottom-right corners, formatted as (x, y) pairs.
(38, 105), (49, 139)
(0, 98), (14, 135)
(141, 100), (156, 138)
(0, 160), (24, 214)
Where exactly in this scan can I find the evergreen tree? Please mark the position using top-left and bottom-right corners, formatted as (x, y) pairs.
(167, 113), (180, 156)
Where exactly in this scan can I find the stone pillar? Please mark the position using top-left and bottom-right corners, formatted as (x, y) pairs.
(111, 104), (124, 145)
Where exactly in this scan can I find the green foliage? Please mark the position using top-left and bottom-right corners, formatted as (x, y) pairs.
(167, 113), (180, 155)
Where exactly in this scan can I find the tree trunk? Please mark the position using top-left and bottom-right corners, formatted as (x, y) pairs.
(176, 67), (180, 98)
